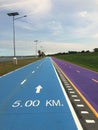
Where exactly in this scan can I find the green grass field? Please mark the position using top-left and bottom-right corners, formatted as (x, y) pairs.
(55, 52), (98, 72)
(0, 58), (41, 76)
(0, 53), (98, 76)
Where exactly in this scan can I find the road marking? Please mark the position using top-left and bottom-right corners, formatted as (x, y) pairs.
(52, 60), (83, 130)
(92, 78), (98, 83)
(74, 99), (80, 102)
(21, 79), (27, 85)
(72, 95), (78, 97)
(77, 104), (84, 107)
(64, 81), (68, 83)
(35, 85), (43, 94)
(70, 91), (75, 93)
(81, 111), (89, 114)
(64, 82), (68, 84)
(66, 85), (71, 88)
(63, 79), (67, 81)
(65, 83), (70, 85)
(32, 71), (35, 74)
(68, 88), (73, 90)
(55, 63), (98, 118)
(85, 120), (95, 123)
(76, 70), (80, 73)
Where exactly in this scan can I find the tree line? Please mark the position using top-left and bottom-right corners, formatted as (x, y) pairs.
(38, 50), (45, 57)
(37, 48), (98, 57)
(49, 48), (98, 56)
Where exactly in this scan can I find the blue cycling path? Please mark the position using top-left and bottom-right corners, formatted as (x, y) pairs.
(0, 57), (82, 130)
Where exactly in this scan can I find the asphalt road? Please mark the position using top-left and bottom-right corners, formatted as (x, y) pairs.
(52, 57), (98, 118)
(0, 57), (83, 130)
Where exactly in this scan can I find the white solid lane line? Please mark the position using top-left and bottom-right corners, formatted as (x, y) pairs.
(51, 59), (83, 130)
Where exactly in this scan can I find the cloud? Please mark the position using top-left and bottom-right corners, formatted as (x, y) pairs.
(39, 41), (91, 54)
(0, 38), (97, 56)
(15, 21), (33, 31)
(0, 0), (98, 56)
(79, 11), (88, 17)
(92, 33), (98, 38)
(0, 0), (52, 16)
(48, 21), (64, 36)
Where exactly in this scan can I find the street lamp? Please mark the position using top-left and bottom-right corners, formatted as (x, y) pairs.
(7, 12), (27, 64)
(34, 40), (38, 58)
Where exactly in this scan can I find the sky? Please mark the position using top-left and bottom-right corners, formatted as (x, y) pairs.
(0, 0), (98, 56)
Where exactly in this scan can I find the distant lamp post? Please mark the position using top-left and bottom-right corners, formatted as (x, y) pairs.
(34, 40), (38, 58)
(7, 12), (27, 64)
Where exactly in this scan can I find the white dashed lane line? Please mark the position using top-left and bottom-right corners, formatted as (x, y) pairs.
(20, 79), (27, 85)
(20, 61), (45, 87)
(81, 111), (89, 114)
(32, 71), (35, 74)
(85, 120), (95, 123)
(65, 83), (69, 86)
(70, 91), (75, 94)
(76, 70), (80, 73)
(77, 104), (84, 107)
(37, 66), (39, 69)
(20, 61), (45, 86)
(68, 88), (73, 90)
(74, 99), (81, 102)
(92, 78), (98, 83)
(64, 74), (97, 126)
(66, 86), (71, 88)
(72, 95), (78, 97)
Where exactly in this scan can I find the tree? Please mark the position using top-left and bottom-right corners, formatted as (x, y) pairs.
(38, 50), (42, 57)
(81, 50), (85, 53)
(38, 50), (45, 57)
(94, 48), (98, 52)
(68, 51), (77, 54)
(86, 50), (90, 53)
(41, 51), (45, 57)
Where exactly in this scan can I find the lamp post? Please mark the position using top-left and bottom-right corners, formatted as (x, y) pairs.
(34, 40), (38, 58)
(7, 12), (27, 64)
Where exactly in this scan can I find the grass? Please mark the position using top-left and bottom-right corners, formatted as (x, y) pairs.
(0, 52), (98, 76)
(55, 52), (98, 72)
(0, 58), (41, 76)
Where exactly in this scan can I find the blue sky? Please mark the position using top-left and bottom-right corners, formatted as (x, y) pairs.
(0, 0), (98, 56)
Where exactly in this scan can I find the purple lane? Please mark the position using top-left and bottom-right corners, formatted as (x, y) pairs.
(52, 57), (98, 112)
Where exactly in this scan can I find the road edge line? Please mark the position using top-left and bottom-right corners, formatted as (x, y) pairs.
(50, 58), (83, 130)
